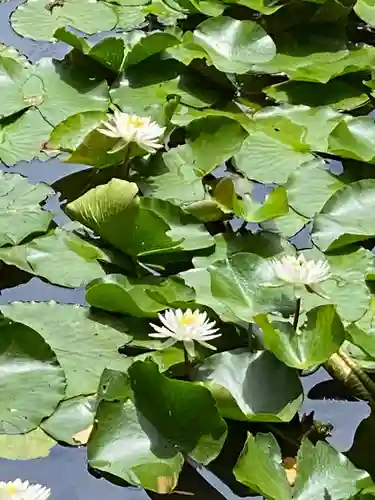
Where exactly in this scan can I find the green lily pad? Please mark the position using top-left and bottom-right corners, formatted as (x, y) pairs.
(41, 395), (97, 445)
(66, 179), (214, 257)
(0, 428), (56, 459)
(0, 171), (52, 247)
(130, 359), (227, 464)
(88, 370), (184, 492)
(312, 179), (375, 251)
(0, 228), (107, 288)
(194, 348), (303, 422)
(85, 274), (194, 317)
(256, 305), (346, 370)
(193, 16), (276, 74)
(1, 302), (132, 398)
(11, 0), (118, 41)
(0, 316), (66, 434)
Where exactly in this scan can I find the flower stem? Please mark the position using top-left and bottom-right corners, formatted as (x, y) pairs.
(184, 348), (192, 380)
(293, 297), (301, 331)
(120, 145), (132, 180)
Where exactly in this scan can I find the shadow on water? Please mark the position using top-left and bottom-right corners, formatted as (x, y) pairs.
(0, 3), (374, 499)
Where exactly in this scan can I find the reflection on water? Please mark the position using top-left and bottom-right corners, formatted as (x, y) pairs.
(0, 2), (373, 498)
(301, 369), (370, 452)
(0, 447), (148, 500)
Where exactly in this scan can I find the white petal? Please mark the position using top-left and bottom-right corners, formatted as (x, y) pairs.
(197, 340), (217, 351)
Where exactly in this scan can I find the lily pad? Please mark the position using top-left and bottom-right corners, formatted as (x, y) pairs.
(41, 395), (97, 445)
(0, 428), (56, 460)
(0, 316), (66, 434)
(0, 228), (107, 288)
(312, 179), (375, 251)
(11, 0), (118, 41)
(194, 348), (303, 422)
(1, 302), (132, 398)
(88, 385), (184, 491)
(86, 274), (194, 317)
(130, 359), (227, 464)
(0, 171), (52, 247)
(66, 179), (214, 257)
(193, 16), (276, 74)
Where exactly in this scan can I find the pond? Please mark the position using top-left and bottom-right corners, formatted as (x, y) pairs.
(0, 0), (375, 500)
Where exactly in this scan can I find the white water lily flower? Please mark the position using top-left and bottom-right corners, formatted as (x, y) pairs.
(0, 479), (50, 500)
(97, 109), (165, 153)
(267, 254), (331, 286)
(149, 308), (221, 357)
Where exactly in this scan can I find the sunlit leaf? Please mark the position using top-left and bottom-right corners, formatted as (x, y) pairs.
(193, 16), (276, 74)
(0, 316), (66, 434)
(88, 370), (184, 492)
(66, 179), (214, 257)
(0, 171), (52, 247)
(11, 0), (118, 41)
(194, 348), (303, 422)
(41, 395), (97, 446)
(85, 274), (194, 317)
(234, 432), (292, 500)
(312, 180), (375, 251)
(130, 359), (227, 464)
(0, 228), (107, 288)
(0, 428), (56, 460)
(1, 302), (132, 398)
(255, 305), (346, 370)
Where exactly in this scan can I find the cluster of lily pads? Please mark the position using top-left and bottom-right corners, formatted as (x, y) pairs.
(3, 0), (375, 498)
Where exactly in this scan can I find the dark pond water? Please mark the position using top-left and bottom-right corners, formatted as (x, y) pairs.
(0, 2), (371, 498)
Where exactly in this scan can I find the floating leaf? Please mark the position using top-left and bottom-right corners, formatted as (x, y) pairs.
(251, 28), (375, 83)
(234, 434), (369, 500)
(41, 395), (97, 445)
(0, 109), (52, 165)
(286, 159), (344, 218)
(0, 171), (52, 247)
(293, 439), (370, 499)
(145, 145), (205, 204)
(328, 116), (375, 162)
(48, 111), (107, 152)
(234, 433), (292, 500)
(234, 131), (314, 184)
(66, 179), (214, 257)
(0, 428), (56, 460)
(186, 116), (248, 175)
(194, 348), (303, 422)
(264, 80), (369, 111)
(30, 58), (109, 126)
(354, 0), (375, 26)
(206, 253), (294, 322)
(255, 305), (346, 370)
(312, 180), (375, 251)
(85, 274), (194, 317)
(11, 0), (118, 41)
(0, 44), (33, 119)
(130, 359), (227, 464)
(125, 32), (180, 67)
(0, 228), (107, 288)
(88, 368), (184, 492)
(193, 16), (276, 73)
(1, 302), (132, 398)
(0, 316), (66, 434)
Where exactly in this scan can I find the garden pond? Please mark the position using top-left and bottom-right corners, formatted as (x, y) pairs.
(1, 0), (375, 499)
